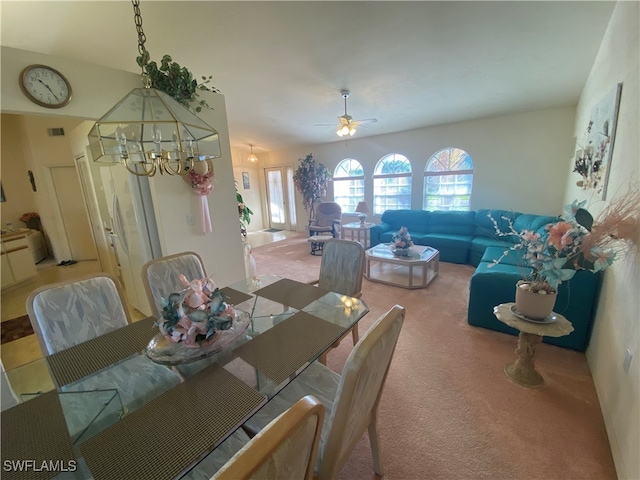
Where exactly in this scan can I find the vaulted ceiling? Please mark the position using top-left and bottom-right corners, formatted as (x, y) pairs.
(1, 1), (615, 154)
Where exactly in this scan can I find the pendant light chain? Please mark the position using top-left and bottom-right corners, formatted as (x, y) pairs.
(132, 0), (150, 83)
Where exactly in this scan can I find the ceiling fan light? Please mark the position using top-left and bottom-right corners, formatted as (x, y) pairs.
(349, 127), (356, 136)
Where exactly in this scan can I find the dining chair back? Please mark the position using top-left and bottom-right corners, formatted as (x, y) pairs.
(213, 395), (324, 480)
(26, 272), (131, 354)
(242, 305), (405, 479)
(313, 239), (365, 360)
(318, 304), (405, 479)
(317, 239), (365, 298)
(26, 272), (182, 424)
(142, 251), (207, 316)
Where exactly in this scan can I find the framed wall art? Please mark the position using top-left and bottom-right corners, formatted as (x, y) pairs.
(573, 82), (622, 200)
(242, 172), (250, 190)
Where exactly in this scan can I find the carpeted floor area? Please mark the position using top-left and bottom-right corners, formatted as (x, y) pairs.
(251, 234), (616, 480)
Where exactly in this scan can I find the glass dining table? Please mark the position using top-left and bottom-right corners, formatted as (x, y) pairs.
(0, 274), (369, 480)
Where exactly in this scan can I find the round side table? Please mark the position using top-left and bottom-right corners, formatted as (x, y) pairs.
(493, 303), (574, 388)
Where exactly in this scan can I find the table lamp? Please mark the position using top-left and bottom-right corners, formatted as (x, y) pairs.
(355, 202), (370, 225)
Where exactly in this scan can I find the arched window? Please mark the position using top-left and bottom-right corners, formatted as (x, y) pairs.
(333, 158), (364, 213)
(423, 148), (473, 211)
(373, 154), (412, 215)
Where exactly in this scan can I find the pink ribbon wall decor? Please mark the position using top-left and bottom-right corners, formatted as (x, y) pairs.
(189, 169), (214, 234)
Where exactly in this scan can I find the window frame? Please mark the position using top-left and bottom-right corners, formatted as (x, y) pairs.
(423, 147), (474, 211)
(333, 158), (365, 214)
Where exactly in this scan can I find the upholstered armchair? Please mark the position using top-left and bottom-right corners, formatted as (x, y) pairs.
(307, 202), (342, 238)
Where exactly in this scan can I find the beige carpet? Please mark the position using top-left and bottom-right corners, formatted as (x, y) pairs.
(251, 235), (616, 480)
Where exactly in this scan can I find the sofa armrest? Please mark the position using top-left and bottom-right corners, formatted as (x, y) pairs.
(370, 222), (391, 246)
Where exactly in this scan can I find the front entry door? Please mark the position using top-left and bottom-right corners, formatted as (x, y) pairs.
(265, 167), (288, 230)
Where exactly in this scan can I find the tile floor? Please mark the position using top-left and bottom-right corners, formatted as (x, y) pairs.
(0, 229), (300, 371)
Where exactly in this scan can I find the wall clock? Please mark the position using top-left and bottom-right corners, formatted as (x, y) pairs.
(19, 64), (72, 108)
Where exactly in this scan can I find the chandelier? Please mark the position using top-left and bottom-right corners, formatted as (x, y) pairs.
(88, 0), (222, 176)
(247, 144), (258, 163)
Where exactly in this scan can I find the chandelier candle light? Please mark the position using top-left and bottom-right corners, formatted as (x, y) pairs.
(88, 0), (222, 177)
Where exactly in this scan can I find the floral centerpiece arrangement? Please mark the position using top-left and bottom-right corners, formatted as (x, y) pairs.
(392, 226), (414, 255)
(158, 275), (236, 348)
(292, 153), (331, 223)
(489, 190), (638, 318)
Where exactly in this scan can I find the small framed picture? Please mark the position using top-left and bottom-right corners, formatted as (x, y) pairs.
(242, 172), (250, 190)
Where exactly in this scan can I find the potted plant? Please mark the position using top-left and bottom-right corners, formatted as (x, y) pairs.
(489, 190), (638, 320)
(292, 153), (331, 223)
(236, 185), (254, 238)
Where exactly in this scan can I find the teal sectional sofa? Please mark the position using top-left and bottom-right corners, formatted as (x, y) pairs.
(369, 209), (602, 351)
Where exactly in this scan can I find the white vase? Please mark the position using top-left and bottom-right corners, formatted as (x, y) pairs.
(514, 281), (557, 319)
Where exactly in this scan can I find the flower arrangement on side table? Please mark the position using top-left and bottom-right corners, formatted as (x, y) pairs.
(158, 275), (235, 348)
(489, 190), (639, 318)
(392, 226), (414, 256)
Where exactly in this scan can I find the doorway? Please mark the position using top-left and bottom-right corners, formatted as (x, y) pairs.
(50, 166), (98, 261)
(264, 166), (296, 231)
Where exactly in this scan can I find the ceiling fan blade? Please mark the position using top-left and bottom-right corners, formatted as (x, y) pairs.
(355, 118), (378, 125)
(314, 123), (338, 127)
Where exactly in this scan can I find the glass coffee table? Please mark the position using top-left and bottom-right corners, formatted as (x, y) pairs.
(364, 243), (439, 289)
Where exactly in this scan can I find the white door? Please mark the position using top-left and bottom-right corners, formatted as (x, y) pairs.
(99, 166), (154, 316)
(265, 167), (288, 230)
(51, 166), (98, 261)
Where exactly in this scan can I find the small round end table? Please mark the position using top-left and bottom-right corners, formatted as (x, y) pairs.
(493, 303), (574, 388)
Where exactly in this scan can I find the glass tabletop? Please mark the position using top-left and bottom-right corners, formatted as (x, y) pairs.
(367, 243), (438, 262)
(1, 274), (370, 480)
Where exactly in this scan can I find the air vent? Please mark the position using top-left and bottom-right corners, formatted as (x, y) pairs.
(48, 128), (65, 136)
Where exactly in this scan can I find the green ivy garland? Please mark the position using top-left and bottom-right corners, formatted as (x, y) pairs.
(136, 52), (220, 113)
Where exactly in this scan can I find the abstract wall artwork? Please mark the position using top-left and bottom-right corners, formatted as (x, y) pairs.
(573, 83), (622, 200)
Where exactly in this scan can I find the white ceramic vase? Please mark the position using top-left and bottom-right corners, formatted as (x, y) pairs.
(514, 281), (557, 320)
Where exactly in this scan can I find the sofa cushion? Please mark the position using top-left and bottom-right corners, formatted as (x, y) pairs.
(428, 211), (475, 235)
(513, 214), (559, 235)
(474, 209), (520, 239)
(470, 237), (512, 253)
(381, 210), (430, 232)
(480, 246), (530, 267)
(421, 233), (472, 250)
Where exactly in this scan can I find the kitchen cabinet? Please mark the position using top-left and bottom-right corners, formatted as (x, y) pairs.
(1, 232), (38, 289)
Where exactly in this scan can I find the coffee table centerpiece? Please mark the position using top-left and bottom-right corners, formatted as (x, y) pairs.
(392, 226), (414, 256)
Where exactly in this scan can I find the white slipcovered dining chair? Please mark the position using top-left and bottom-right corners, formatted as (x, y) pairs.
(308, 239), (366, 363)
(212, 395), (325, 480)
(25, 273), (182, 422)
(243, 305), (406, 479)
(142, 251), (207, 317)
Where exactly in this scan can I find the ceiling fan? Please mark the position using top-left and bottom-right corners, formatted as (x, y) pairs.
(315, 90), (377, 137)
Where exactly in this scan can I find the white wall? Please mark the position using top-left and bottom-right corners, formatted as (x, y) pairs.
(263, 107), (576, 230)
(564, 3), (640, 479)
(1, 46), (245, 288)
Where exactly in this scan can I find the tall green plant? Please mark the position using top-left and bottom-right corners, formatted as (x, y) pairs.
(292, 153), (331, 222)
